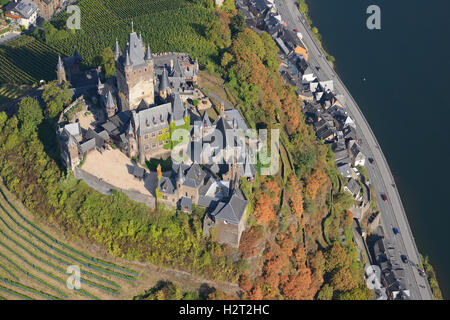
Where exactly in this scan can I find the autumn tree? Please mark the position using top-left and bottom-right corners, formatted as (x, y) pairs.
(239, 226), (263, 258)
(305, 167), (328, 200)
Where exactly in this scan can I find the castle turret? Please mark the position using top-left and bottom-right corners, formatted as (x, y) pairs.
(56, 55), (66, 84)
(97, 76), (104, 95)
(115, 29), (155, 111)
(145, 43), (152, 61)
(114, 38), (121, 61)
(177, 165), (185, 190)
(105, 90), (117, 117)
(159, 68), (170, 100)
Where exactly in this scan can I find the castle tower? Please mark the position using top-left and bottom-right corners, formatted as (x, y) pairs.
(115, 28), (154, 111)
(176, 165), (184, 190)
(105, 90), (118, 118)
(159, 68), (170, 101)
(97, 76), (104, 95)
(114, 38), (121, 61)
(67, 135), (80, 169)
(56, 55), (66, 84)
(126, 121), (138, 158)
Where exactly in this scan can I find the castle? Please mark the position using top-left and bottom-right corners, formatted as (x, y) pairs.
(56, 28), (255, 247)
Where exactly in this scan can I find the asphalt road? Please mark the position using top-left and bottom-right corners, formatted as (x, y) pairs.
(273, 0), (433, 299)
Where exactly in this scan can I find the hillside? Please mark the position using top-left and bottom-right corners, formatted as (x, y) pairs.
(0, 0), (371, 300)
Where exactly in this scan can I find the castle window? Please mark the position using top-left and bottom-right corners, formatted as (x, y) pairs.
(159, 130), (162, 135)
(144, 134), (149, 140)
(159, 141), (163, 146)
(144, 144), (150, 151)
(152, 132), (155, 137)
(152, 143), (156, 148)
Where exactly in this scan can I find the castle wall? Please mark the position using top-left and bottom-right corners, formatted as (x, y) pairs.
(74, 167), (156, 209)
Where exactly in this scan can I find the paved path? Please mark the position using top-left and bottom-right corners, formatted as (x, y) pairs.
(274, 0), (433, 299)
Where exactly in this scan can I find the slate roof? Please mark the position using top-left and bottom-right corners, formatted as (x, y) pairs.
(171, 93), (185, 126)
(210, 191), (248, 225)
(136, 102), (171, 135)
(346, 178), (361, 196)
(180, 196), (192, 212)
(125, 31), (146, 69)
(183, 163), (207, 189)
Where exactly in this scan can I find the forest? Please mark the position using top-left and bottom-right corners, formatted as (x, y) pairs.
(0, 0), (371, 299)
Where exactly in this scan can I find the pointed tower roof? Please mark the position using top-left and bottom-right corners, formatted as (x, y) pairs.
(97, 76), (103, 88)
(202, 111), (211, 128)
(125, 49), (131, 66)
(126, 120), (134, 136)
(177, 165), (185, 183)
(114, 38), (121, 57)
(106, 91), (115, 109)
(160, 68), (169, 91)
(73, 47), (80, 58)
(172, 93), (184, 122)
(57, 55), (64, 70)
(183, 106), (189, 119)
(145, 43), (152, 60)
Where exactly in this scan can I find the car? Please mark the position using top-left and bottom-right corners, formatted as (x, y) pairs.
(393, 227), (399, 235)
(381, 194), (388, 201)
(368, 157), (374, 164)
(419, 268), (426, 277)
(315, 66), (320, 71)
(401, 255), (408, 264)
(293, 28), (298, 33)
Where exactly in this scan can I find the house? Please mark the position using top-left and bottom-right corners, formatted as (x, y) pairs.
(348, 140), (366, 167)
(248, 0), (275, 18)
(203, 188), (248, 248)
(264, 12), (283, 37)
(32, 0), (70, 20)
(280, 28), (309, 61)
(5, 0), (38, 29)
(337, 163), (352, 178)
(344, 178), (362, 201)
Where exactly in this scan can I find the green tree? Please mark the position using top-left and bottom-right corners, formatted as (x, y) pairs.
(230, 12), (246, 36)
(317, 284), (333, 300)
(101, 47), (116, 79)
(42, 80), (73, 118)
(0, 111), (7, 130)
(17, 97), (43, 136)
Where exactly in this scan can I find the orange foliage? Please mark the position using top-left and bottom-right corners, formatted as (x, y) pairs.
(239, 274), (253, 293)
(288, 175), (304, 218)
(254, 194), (276, 224)
(239, 226), (263, 259)
(305, 167), (328, 200)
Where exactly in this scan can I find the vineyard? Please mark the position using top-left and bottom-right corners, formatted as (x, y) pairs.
(0, 185), (140, 300)
(0, 36), (60, 85)
(48, 0), (218, 67)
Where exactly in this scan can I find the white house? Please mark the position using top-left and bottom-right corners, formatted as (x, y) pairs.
(5, 0), (38, 29)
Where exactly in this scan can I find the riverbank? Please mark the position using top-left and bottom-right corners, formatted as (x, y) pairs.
(301, 1), (442, 299)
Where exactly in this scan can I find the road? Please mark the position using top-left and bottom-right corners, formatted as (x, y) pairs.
(274, 0), (433, 299)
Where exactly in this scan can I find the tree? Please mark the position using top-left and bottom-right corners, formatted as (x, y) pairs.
(317, 284), (333, 300)
(0, 111), (7, 130)
(330, 267), (358, 292)
(42, 80), (73, 118)
(230, 12), (246, 36)
(101, 47), (116, 79)
(17, 97), (43, 136)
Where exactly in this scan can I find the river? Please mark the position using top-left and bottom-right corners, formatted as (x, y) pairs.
(306, 0), (450, 297)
